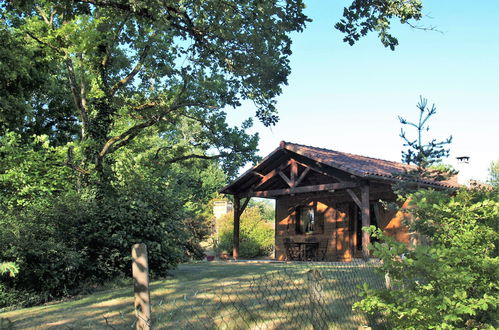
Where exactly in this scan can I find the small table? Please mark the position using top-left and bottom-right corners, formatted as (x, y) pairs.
(295, 242), (319, 261)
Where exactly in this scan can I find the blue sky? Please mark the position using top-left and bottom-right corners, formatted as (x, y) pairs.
(227, 0), (499, 183)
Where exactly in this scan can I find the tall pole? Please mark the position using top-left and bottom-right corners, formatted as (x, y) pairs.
(361, 184), (370, 260)
(233, 196), (241, 260)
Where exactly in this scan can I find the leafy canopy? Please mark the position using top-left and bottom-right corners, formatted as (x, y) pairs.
(2, 0), (311, 181)
(335, 0), (423, 50)
(0, 1), (426, 181)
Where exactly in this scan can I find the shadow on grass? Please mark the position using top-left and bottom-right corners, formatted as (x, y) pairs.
(0, 261), (388, 329)
(153, 261), (389, 329)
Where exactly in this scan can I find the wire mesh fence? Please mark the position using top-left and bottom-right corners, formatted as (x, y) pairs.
(2, 260), (389, 329)
(151, 260), (388, 329)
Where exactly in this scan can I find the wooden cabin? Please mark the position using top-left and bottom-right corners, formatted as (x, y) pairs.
(220, 141), (459, 261)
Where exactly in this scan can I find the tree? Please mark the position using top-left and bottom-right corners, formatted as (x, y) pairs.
(0, 1), (426, 186)
(487, 159), (499, 188)
(2, 0), (311, 187)
(0, 131), (227, 307)
(394, 97), (457, 196)
(335, 0), (425, 50)
(399, 97), (453, 175)
(354, 99), (498, 328)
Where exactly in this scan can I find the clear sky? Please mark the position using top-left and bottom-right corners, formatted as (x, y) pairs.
(226, 0), (499, 183)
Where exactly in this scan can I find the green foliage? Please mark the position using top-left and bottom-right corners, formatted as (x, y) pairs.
(487, 159), (499, 188)
(0, 25), (79, 145)
(216, 207), (274, 258)
(0, 133), (225, 307)
(399, 97), (453, 172)
(0, 263), (18, 278)
(354, 188), (499, 329)
(248, 199), (275, 223)
(335, 0), (423, 50)
(394, 97), (457, 196)
(2, 0), (304, 182)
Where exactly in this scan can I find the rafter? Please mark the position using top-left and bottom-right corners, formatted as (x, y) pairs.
(294, 167), (310, 187)
(253, 159), (293, 189)
(278, 171), (293, 187)
(245, 182), (359, 198)
(290, 159), (298, 182)
(346, 189), (362, 208)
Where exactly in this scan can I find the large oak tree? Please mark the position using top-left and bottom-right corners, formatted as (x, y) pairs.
(1, 0), (424, 186)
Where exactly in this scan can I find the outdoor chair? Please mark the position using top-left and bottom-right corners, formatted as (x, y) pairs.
(317, 238), (329, 261)
(303, 237), (319, 261)
(284, 238), (301, 261)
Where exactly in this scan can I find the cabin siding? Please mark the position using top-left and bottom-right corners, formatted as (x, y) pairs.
(275, 193), (410, 261)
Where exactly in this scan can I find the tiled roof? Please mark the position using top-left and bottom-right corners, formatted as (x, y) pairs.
(282, 141), (459, 188)
(220, 141), (460, 194)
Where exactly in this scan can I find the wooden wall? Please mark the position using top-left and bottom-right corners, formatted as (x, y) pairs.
(274, 190), (410, 261)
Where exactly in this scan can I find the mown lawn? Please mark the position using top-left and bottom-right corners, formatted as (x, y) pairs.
(0, 261), (384, 329)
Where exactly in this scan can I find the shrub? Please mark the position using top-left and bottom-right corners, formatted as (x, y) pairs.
(0, 133), (222, 307)
(216, 207), (274, 258)
(354, 187), (499, 329)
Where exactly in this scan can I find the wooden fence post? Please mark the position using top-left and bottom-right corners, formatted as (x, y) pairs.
(132, 243), (151, 330)
(307, 269), (327, 330)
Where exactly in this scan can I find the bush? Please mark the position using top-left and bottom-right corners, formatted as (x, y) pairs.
(354, 188), (499, 329)
(215, 207), (274, 258)
(0, 133), (223, 308)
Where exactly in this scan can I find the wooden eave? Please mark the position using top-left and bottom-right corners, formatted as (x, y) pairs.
(220, 141), (459, 198)
(220, 144), (363, 198)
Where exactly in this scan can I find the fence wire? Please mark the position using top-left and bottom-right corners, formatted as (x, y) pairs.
(152, 260), (388, 329)
(4, 260), (389, 329)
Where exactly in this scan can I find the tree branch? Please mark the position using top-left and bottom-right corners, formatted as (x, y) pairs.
(164, 154), (221, 164)
(65, 58), (89, 139)
(109, 44), (150, 96)
(133, 101), (159, 111)
(95, 101), (191, 167)
(25, 31), (64, 55)
(62, 146), (90, 175)
(35, 5), (51, 25)
(76, 0), (206, 46)
(98, 117), (157, 160)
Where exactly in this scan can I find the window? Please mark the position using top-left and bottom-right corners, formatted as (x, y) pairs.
(296, 203), (323, 234)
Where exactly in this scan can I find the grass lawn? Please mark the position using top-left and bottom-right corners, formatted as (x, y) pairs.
(0, 261), (384, 329)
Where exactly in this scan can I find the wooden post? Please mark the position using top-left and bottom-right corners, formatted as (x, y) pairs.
(132, 243), (151, 330)
(307, 269), (327, 330)
(361, 184), (370, 260)
(233, 197), (240, 260)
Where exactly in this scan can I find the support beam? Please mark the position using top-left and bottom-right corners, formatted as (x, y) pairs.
(233, 196), (250, 261)
(278, 171), (293, 187)
(361, 184), (370, 260)
(246, 182), (359, 198)
(294, 167), (310, 187)
(346, 188), (362, 208)
(240, 196), (250, 213)
(290, 159), (298, 183)
(254, 160), (293, 189)
(233, 197), (241, 260)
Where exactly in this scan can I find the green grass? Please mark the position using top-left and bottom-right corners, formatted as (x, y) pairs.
(0, 261), (385, 329)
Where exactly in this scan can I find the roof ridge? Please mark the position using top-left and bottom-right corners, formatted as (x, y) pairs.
(282, 141), (413, 168)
